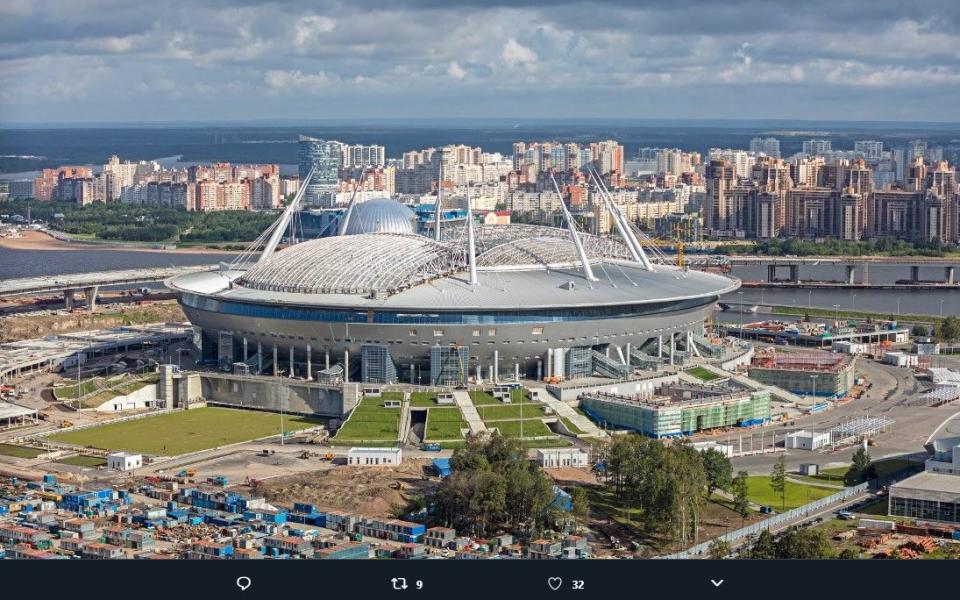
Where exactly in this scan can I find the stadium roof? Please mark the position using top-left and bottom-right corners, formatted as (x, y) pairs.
(343, 199), (416, 236)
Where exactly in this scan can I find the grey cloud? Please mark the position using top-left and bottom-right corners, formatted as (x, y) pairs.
(0, 0), (958, 123)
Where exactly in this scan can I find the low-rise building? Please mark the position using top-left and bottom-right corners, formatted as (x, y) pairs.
(528, 539), (562, 559)
(424, 526), (456, 548)
(535, 448), (589, 468)
(347, 447), (402, 466)
(889, 437), (960, 524)
(784, 430), (832, 451)
(748, 351), (855, 399)
(107, 452), (143, 471)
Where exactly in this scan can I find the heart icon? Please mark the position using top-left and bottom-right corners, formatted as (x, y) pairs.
(547, 577), (563, 591)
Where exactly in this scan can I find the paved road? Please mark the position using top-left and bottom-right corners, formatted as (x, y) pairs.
(724, 356), (960, 475)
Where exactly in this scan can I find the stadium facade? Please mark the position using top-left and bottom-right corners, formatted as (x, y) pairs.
(169, 178), (738, 386)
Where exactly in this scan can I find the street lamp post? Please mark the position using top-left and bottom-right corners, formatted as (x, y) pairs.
(852, 293), (856, 312)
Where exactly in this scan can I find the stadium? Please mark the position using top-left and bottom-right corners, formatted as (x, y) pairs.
(168, 173), (738, 386)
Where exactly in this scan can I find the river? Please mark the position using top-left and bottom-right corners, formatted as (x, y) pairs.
(1, 244), (957, 317)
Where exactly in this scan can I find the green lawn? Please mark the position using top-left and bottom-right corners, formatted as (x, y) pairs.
(486, 419), (554, 438)
(54, 378), (101, 400)
(686, 366), (721, 382)
(56, 455), (107, 468)
(476, 404), (545, 421)
(49, 407), (322, 455)
(806, 457), (922, 486)
(469, 391), (501, 405)
(559, 417), (586, 435)
(333, 397), (401, 443)
(0, 443), (45, 459)
(409, 392), (439, 407)
(746, 475), (836, 511)
(424, 407), (467, 440)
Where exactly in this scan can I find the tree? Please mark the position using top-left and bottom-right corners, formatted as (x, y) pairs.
(702, 448), (733, 497)
(732, 471), (750, 519)
(936, 316), (960, 343)
(770, 455), (787, 511)
(911, 324), (929, 337)
(838, 547), (860, 560)
(744, 530), (777, 559)
(773, 527), (834, 559)
(847, 446), (875, 484)
(707, 538), (732, 560)
(570, 487), (590, 533)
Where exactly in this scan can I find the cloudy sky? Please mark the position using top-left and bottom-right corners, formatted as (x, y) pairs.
(2, 0), (959, 124)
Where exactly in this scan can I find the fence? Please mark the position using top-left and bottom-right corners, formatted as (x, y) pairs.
(660, 482), (869, 559)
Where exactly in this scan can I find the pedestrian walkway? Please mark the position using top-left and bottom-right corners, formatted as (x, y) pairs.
(529, 387), (603, 436)
(452, 390), (486, 435)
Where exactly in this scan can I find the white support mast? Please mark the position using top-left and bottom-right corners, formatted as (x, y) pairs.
(466, 182), (478, 285)
(337, 169), (368, 236)
(591, 168), (654, 271)
(589, 169), (644, 266)
(434, 159), (443, 241)
(550, 172), (597, 282)
(259, 165), (315, 263)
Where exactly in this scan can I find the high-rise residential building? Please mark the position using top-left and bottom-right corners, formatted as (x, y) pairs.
(907, 139), (927, 159)
(704, 159), (736, 233)
(299, 135), (343, 206)
(802, 139), (833, 156)
(340, 144), (386, 169)
(708, 148), (755, 179)
(101, 155), (138, 200)
(854, 140), (883, 161)
(8, 180), (34, 199)
(749, 137), (781, 158)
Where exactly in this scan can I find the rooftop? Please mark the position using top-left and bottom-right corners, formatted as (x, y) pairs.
(890, 471), (960, 495)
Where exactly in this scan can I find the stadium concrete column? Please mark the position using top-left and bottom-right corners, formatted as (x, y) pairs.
(536, 359), (542, 381)
(626, 342), (631, 364)
(514, 362), (519, 381)
(409, 364), (415, 384)
(289, 346), (295, 378)
(343, 349), (349, 383)
(325, 350), (330, 370)
(84, 286), (98, 312)
(272, 344), (278, 377)
(257, 342), (263, 374)
(669, 333), (675, 366)
(554, 348), (564, 379)
(546, 348), (554, 378)
(476, 362), (482, 384)
(243, 338), (248, 362)
(658, 335), (663, 358)
(493, 350), (499, 382)
(306, 344), (312, 380)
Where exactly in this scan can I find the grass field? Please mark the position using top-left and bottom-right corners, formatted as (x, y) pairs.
(560, 417), (586, 435)
(0, 443), (45, 459)
(486, 419), (554, 438)
(475, 403), (545, 421)
(49, 407), (322, 455)
(469, 391), (501, 405)
(56, 455), (107, 468)
(332, 397), (401, 443)
(424, 408), (467, 440)
(409, 392), (439, 407)
(746, 475), (836, 511)
(686, 366), (721, 382)
(54, 378), (101, 400)
(795, 457), (922, 487)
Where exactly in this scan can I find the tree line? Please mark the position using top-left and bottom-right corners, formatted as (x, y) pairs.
(718, 237), (955, 258)
(0, 199), (277, 243)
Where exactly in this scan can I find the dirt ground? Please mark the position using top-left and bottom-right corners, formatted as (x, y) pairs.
(257, 459), (439, 518)
(0, 301), (186, 342)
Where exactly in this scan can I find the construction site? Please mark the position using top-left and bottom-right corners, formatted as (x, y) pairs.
(748, 350), (857, 399)
(579, 381), (771, 438)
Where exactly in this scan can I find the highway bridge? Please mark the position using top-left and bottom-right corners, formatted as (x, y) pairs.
(0, 265), (216, 310)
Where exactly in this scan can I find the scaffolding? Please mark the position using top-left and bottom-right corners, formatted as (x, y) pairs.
(315, 364), (343, 385)
(828, 416), (894, 445)
(629, 349), (663, 370)
(564, 346), (593, 379)
(591, 350), (633, 379)
(361, 344), (397, 384)
(430, 345), (469, 387)
(580, 388), (771, 438)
